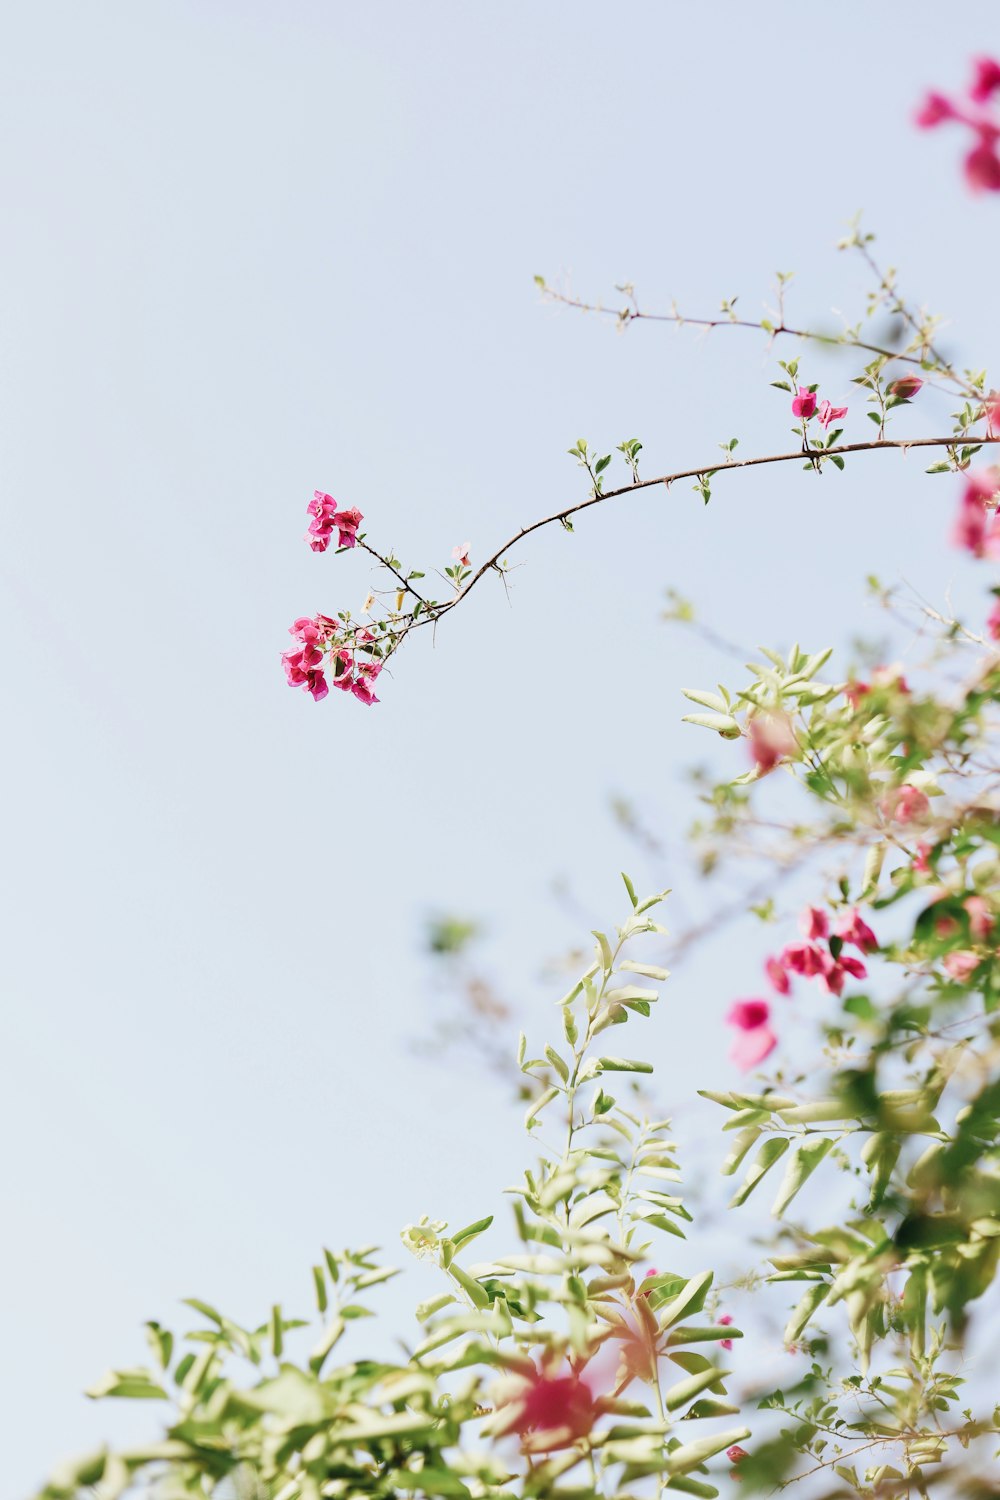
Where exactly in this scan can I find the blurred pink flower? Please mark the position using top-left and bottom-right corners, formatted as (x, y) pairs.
(719, 1313), (734, 1351)
(964, 896), (994, 940)
(452, 542), (472, 566)
(781, 941), (827, 978)
(888, 375), (924, 399)
(726, 999), (777, 1071)
(944, 950), (980, 983)
(799, 906), (828, 941)
(970, 57), (1000, 105)
(964, 136), (1000, 193)
(915, 91), (958, 128)
(765, 956), (791, 995)
(883, 784), (931, 824)
(820, 953), (867, 997)
(835, 909), (879, 954)
(748, 712), (796, 773)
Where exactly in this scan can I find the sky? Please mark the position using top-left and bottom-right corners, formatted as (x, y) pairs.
(3, 3), (999, 1493)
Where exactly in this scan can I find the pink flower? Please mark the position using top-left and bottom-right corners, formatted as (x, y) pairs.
(305, 492), (363, 551)
(835, 909), (879, 954)
(964, 136), (1000, 194)
(844, 678), (870, 710)
(799, 906), (828, 941)
(986, 395), (1000, 435)
(281, 647), (329, 702)
(350, 661), (382, 706)
(719, 1313), (734, 1351)
(952, 471), (1000, 556)
(883, 784), (931, 824)
(503, 1366), (596, 1448)
(765, 956), (791, 996)
(913, 843), (933, 875)
(638, 1268), (658, 1298)
(970, 57), (1000, 105)
(820, 953), (867, 997)
(914, 91), (958, 128)
(944, 950), (980, 983)
(781, 941), (827, 978)
(748, 712), (796, 773)
(727, 1445), (749, 1465)
(964, 896), (994, 941)
(888, 375), (924, 400)
(726, 999), (777, 1071)
(817, 400), (848, 429)
(452, 542), (471, 567)
(791, 386), (818, 420)
(988, 600), (1000, 641)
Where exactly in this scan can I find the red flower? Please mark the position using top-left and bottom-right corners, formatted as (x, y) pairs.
(834, 909), (879, 954)
(781, 941), (827, 978)
(791, 386), (818, 420)
(798, 906), (828, 941)
(888, 375), (923, 400)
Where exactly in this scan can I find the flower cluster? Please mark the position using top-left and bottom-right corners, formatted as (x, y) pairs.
(916, 57), (1000, 192)
(765, 905), (876, 1001)
(791, 386), (848, 429)
(306, 491), (363, 553)
(282, 614), (383, 705)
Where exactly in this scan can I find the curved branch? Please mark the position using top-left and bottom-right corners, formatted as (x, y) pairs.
(434, 434), (1000, 621)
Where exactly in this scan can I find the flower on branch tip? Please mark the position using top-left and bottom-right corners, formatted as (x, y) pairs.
(452, 542), (471, 566)
(888, 375), (923, 400)
(952, 470), (1000, 558)
(765, 955), (791, 995)
(791, 386), (818, 420)
(835, 908), (879, 954)
(727, 1445), (749, 1465)
(798, 906), (828, 941)
(305, 491), (363, 551)
(915, 91), (959, 129)
(817, 399), (848, 429)
(726, 999), (777, 1071)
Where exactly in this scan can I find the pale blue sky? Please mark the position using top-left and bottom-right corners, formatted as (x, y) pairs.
(3, 3), (999, 1492)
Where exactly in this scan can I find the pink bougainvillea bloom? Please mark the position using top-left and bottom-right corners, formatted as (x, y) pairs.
(452, 542), (472, 566)
(817, 400), (848, 429)
(914, 91), (958, 128)
(781, 941), (827, 978)
(748, 712), (796, 773)
(844, 678), (870, 710)
(727, 1445), (749, 1465)
(964, 137), (1000, 194)
(719, 1313), (734, 1351)
(820, 953), (867, 997)
(502, 1366), (596, 1449)
(765, 955), (791, 995)
(350, 661), (382, 706)
(986, 395), (1000, 435)
(883, 784), (931, 824)
(799, 906), (828, 941)
(791, 386), (818, 420)
(987, 600), (1000, 641)
(970, 56), (1000, 104)
(913, 842), (933, 875)
(964, 896), (994, 940)
(835, 909), (879, 954)
(726, 999), (777, 1071)
(944, 950), (980, 983)
(332, 506), (363, 549)
(888, 375), (924, 400)
(638, 1268), (658, 1298)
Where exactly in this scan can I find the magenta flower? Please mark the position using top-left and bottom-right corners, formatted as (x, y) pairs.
(781, 941), (827, 978)
(719, 1312), (734, 1351)
(765, 955), (791, 996)
(953, 470), (1000, 557)
(333, 506), (363, 549)
(913, 843), (933, 875)
(964, 135), (1000, 194)
(501, 1364), (597, 1448)
(281, 646), (329, 702)
(970, 57), (1000, 105)
(988, 600), (1000, 641)
(817, 400), (848, 429)
(834, 909), (879, 954)
(350, 661), (382, 706)
(726, 999), (777, 1071)
(305, 492), (363, 551)
(798, 906), (828, 941)
(915, 91), (958, 128)
(791, 386), (818, 420)
(888, 375), (924, 400)
(819, 953), (866, 997)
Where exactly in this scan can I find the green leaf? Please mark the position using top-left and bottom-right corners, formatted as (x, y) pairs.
(772, 1137), (833, 1216)
(450, 1215), (494, 1250)
(308, 1316), (346, 1375)
(729, 1137), (790, 1207)
(785, 1283), (829, 1343)
(597, 1056), (655, 1074)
